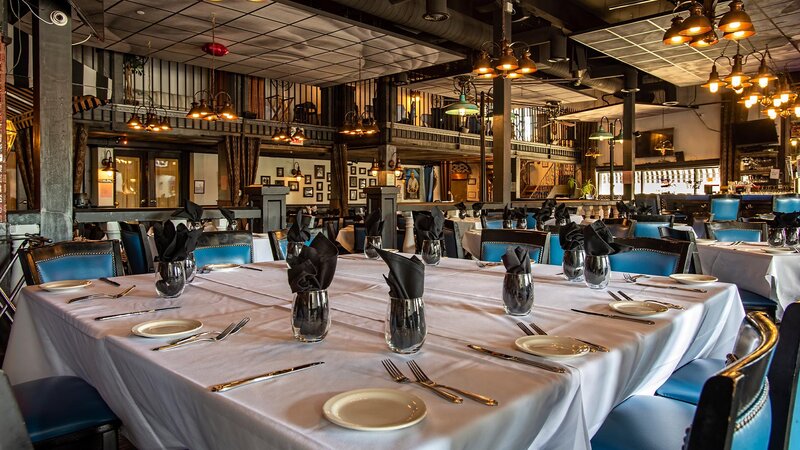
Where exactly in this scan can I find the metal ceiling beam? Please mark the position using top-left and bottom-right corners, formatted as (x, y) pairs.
(517, 0), (608, 33)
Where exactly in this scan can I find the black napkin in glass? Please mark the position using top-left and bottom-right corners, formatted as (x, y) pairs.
(472, 202), (484, 213)
(635, 204), (654, 215)
(365, 208), (384, 236)
(769, 212), (800, 228)
(503, 204), (513, 221)
(616, 201), (631, 218)
(288, 210), (311, 243)
(559, 222), (584, 251)
(583, 221), (631, 256)
(514, 206), (528, 221)
(454, 202), (467, 212)
(502, 246), (531, 274)
(376, 248), (425, 299)
(554, 203), (570, 225)
(415, 206), (444, 241)
(152, 221), (202, 262)
(286, 233), (339, 293)
(172, 200), (204, 223)
(533, 205), (552, 225)
(219, 208), (236, 230)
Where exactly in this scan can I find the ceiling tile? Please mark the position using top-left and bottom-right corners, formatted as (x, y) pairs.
(310, 51), (355, 64)
(266, 25), (322, 43)
(251, 3), (313, 23)
(176, 4), (244, 24)
(304, 35), (352, 51)
(158, 15), (212, 34)
(224, 15), (284, 33)
(329, 26), (384, 43)
(226, 42), (269, 57)
(293, 15), (352, 34)
(214, 25), (260, 43)
(240, 35), (293, 50)
(139, 24), (197, 42)
(130, 0), (198, 13)
(105, 15), (151, 34)
(214, 1), (274, 14)
(106, 2), (172, 21)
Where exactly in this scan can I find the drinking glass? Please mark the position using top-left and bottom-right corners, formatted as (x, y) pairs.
(285, 241), (304, 267)
(155, 261), (187, 298)
(785, 227), (799, 248)
(292, 290), (330, 342)
(502, 273), (534, 315)
(385, 297), (426, 353)
(562, 249), (585, 282)
(183, 252), (196, 283)
(516, 219), (528, 229)
(503, 219), (514, 229)
(421, 239), (442, 266)
(768, 227), (786, 248)
(584, 255), (610, 289)
(364, 235), (382, 259)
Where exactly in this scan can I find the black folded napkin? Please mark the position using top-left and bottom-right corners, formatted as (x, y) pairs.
(514, 206), (528, 221)
(377, 248), (425, 299)
(152, 221), (202, 262)
(172, 200), (204, 223)
(583, 221), (631, 256)
(365, 208), (384, 236)
(503, 204), (513, 221)
(542, 199), (557, 210)
(502, 246), (531, 274)
(532, 205), (552, 225)
(415, 206), (444, 241)
(554, 203), (570, 225)
(288, 210), (311, 243)
(472, 202), (484, 213)
(219, 208), (235, 230)
(454, 202), (467, 212)
(286, 233), (338, 293)
(559, 222), (584, 251)
(635, 204), (654, 215)
(769, 212), (800, 228)
(616, 201), (631, 218)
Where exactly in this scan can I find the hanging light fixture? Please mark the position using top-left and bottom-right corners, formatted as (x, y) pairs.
(338, 58), (379, 137)
(185, 14), (237, 121)
(100, 150), (118, 176)
(689, 30), (718, 48)
(589, 123), (613, 141)
(664, 0), (755, 47)
(701, 64), (727, 93)
(472, 50), (494, 75)
(678, 2), (713, 36)
(718, 0), (753, 33)
(663, 17), (692, 45)
(753, 56), (777, 88)
(723, 53), (751, 89)
(472, 20), (536, 80)
(585, 146), (602, 158)
(444, 76), (480, 116)
(291, 127), (307, 142)
(126, 42), (172, 133)
(369, 159), (380, 176)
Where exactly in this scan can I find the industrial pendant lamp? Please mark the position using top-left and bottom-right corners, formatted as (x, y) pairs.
(678, 2), (713, 36)
(689, 30), (718, 48)
(701, 64), (727, 93)
(718, 0), (753, 33)
(589, 124), (613, 141)
(753, 57), (777, 88)
(723, 53), (751, 89)
(444, 94), (480, 116)
(663, 17), (692, 45)
(185, 14), (237, 121)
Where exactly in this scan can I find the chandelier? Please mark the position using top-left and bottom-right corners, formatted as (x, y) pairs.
(271, 123), (307, 143)
(444, 76), (480, 116)
(338, 58), (380, 136)
(185, 15), (237, 122)
(126, 43), (171, 132)
(472, 39), (536, 79)
(662, 0), (755, 48)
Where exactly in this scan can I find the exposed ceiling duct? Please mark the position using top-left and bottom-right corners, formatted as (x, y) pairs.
(423, 0), (450, 22)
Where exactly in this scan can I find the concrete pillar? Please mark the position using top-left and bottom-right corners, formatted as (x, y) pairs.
(245, 186), (290, 231)
(491, 1), (513, 204)
(364, 186), (398, 249)
(622, 69), (637, 201)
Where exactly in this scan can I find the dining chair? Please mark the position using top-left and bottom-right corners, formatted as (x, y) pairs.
(705, 221), (768, 242)
(601, 218), (636, 238)
(658, 226), (701, 274)
(654, 301), (800, 450)
(19, 240), (125, 285)
(630, 214), (675, 238)
(194, 231), (253, 268)
(609, 237), (691, 276)
(267, 229), (288, 260)
(1, 369), (121, 449)
(710, 194), (742, 222)
(591, 311), (777, 450)
(633, 193), (662, 215)
(543, 225), (564, 265)
(479, 229), (550, 263)
(525, 213), (537, 230)
(118, 222), (154, 275)
(353, 223), (366, 253)
(443, 220), (464, 259)
(483, 219), (504, 229)
(773, 194), (800, 214)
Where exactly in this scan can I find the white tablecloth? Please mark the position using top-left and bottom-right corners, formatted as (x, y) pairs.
(4, 258), (743, 450)
(697, 241), (800, 314)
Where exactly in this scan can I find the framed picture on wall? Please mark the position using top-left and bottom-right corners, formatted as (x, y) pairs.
(316, 181), (323, 190)
(304, 174), (312, 184)
(326, 173), (331, 182)
(316, 193), (323, 202)
(262, 176), (271, 185)
(468, 178), (477, 185)
(314, 165), (325, 179)
(276, 167), (284, 177)
(467, 191), (478, 200)
(274, 180), (284, 186)
(359, 192), (366, 199)
(288, 181), (299, 191)
(259, 176), (267, 185)
(350, 166), (356, 175)
(369, 178), (377, 187)
(404, 168), (420, 200)
(194, 180), (205, 194)
(358, 178), (366, 189)
(303, 187), (314, 198)
(349, 189), (357, 201)
(349, 176), (357, 187)
(359, 167), (366, 175)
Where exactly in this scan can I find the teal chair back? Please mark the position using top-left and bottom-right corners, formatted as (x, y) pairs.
(484, 219), (504, 229)
(479, 229), (549, 263)
(705, 222), (767, 242)
(774, 195), (800, 214)
(631, 215), (674, 239)
(526, 213), (537, 230)
(194, 231), (253, 267)
(714, 229), (762, 242)
(711, 195), (741, 221)
(118, 222), (154, 274)
(609, 237), (690, 276)
(548, 234), (564, 265)
(20, 241), (125, 285)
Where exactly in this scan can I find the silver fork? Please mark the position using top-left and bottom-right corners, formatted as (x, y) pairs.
(381, 359), (463, 403)
(153, 317), (248, 351)
(68, 285), (136, 304)
(470, 256), (502, 268)
(406, 360), (497, 406)
(165, 317), (251, 347)
(622, 273), (649, 282)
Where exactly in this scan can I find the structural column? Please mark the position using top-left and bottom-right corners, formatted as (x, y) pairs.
(364, 186), (398, 249)
(491, 1), (513, 204)
(621, 69), (637, 201)
(33, 0), (73, 241)
(244, 185), (290, 232)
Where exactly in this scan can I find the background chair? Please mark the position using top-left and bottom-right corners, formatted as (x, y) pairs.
(443, 220), (464, 259)
(591, 311), (777, 450)
(658, 226), (701, 274)
(194, 231), (253, 268)
(710, 194), (741, 221)
(20, 241), (125, 285)
(601, 218), (636, 238)
(267, 229), (288, 260)
(609, 237), (691, 276)
(543, 225), (564, 265)
(479, 229), (550, 263)
(352, 223), (366, 253)
(631, 214), (674, 238)
(117, 222), (154, 275)
(705, 221), (768, 242)
(633, 193), (662, 215)
(2, 370), (120, 449)
(773, 194), (800, 214)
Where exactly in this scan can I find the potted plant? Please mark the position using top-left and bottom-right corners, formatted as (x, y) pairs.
(568, 178), (596, 199)
(123, 54), (148, 105)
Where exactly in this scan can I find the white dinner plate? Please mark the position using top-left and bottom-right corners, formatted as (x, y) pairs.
(39, 280), (92, 291)
(131, 319), (203, 338)
(609, 301), (668, 316)
(514, 336), (590, 359)
(669, 274), (719, 285)
(205, 263), (241, 271)
(323, 388), (427, 431)
(763, 247), (796, 255)
(696, 238), (717, 245)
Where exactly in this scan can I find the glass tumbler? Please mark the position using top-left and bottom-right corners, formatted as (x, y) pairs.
(155, 261), (187, 298)
(292, 289), (330, 343)
(562, 249), (585, 282)
(421, 239), (442, 266)
(364, 235), (382, 259)
(584, 255), (610, 290)
(768, 227), (786, 248)
(385, 297), (426, 353)
(502, 273), (535, 316)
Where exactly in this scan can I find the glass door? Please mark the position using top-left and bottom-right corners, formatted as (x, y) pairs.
(114, 155), (142, 208)
(107, 149), (185, 208)
(154, 157), (180, 208)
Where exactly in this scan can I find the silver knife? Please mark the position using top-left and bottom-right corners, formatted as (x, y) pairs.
(94, 306), (181, 321)
(635, 283), (707, 293)
(240, 265), (263, 272)
(570, 308), (655, 325)
(210, 361), (325, 392)
(99, 277), (120, 287)
(467, 345), (566, 373)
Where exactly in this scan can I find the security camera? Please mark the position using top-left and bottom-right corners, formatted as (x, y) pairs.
(50, 10), (69, 26)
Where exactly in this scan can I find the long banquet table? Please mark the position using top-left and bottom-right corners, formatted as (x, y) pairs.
(4, 256), (744, 449)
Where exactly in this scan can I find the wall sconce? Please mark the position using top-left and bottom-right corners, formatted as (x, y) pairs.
(370, 153), (404, 178)
(100, 150), (117, 177)
(291, 161), (303, 181)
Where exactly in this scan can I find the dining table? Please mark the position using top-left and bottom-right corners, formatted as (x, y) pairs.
(696, 240), (800, 315)
(3, 256), (743, 450)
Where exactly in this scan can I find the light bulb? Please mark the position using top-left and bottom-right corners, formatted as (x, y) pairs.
(732, 30), (746, 38)
(733, 87), (744, 95)
(688, 26), (701, 34)
(481, 73), (493, 79)
(795, 106), (800, 117)
(767, 108), (777, 119)
(758, 77), (769, 88)
(671, 36), (684, 44)
(728, 21), (741, 30)
(478, 67), (489, 73)
(458, 108), (466, 116)
(731, 75), (742, 87)
(502, 63), (512, 70)
(744, 99), (753, 108)
(749, 94), (758, 103)
(709, 82), (719, 93)
(774, 98), (782, 107)
(780, 93), (790, 103)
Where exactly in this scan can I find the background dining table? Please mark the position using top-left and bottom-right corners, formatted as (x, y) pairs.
(3, 256), (743, 450)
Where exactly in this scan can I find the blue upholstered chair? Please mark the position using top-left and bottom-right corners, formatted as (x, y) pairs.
(608, 237), (691, 276)
(526, 213), (537, 230)
(118, 222), (154, 274)
(479, 229), (549, 263)
(631, 214), (674, 238)
(483, 219), (504, 229)
(592, 311), (777, 450)
(1, 370), (120, 449)
(705, 221), (768, 242)
(601, 218), (636, 238)
(658, 226), (702, 274)
(774, 194), (800, 214)
(194, 231), (253, 267)
(19, 241), (125, 285)
(711, 194), (742, 221)
(548, 234), (564, 265)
